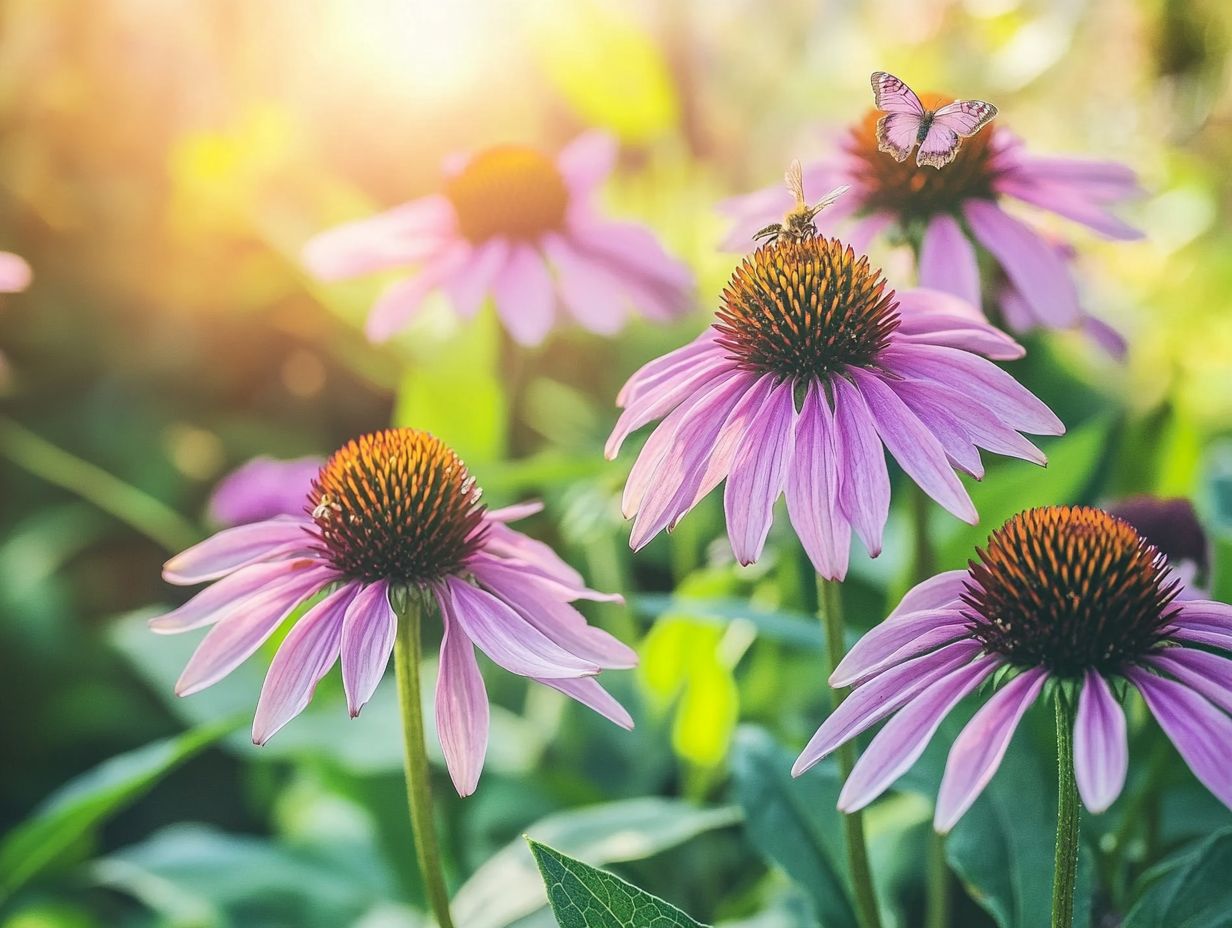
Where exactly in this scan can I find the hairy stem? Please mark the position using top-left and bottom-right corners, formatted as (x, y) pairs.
(1052, 691), (1080, 928)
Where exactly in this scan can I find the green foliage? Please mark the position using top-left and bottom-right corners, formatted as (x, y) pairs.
(528, 839), (707, 928)
(1124, 827), (1232, 927)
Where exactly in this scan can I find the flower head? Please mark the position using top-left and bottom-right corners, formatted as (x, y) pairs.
(794, 505), (1232, 830)
(607, 233), (1060, 579)
(302, 132), (693, 346)
(1108, 494), (1210, 596)
(720, 102), (1142, 347)
(153, 428), (635, 796)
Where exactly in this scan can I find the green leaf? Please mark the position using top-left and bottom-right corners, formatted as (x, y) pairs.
(527, 839), (707, 928)
(632, 595), (821, 650)
(454, 798), (739, 928)
(0, 719), (235, 903)
(946, 734), (1093, 928)
(1124, 827), (1232, 927)
(729, 727), (858, 928)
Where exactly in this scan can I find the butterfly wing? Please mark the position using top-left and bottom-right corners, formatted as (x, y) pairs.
(876, 112), (923, 162)
(930, 100), (998, 137)
(915, 123), (961, 169)
(870, 71), (925, 115)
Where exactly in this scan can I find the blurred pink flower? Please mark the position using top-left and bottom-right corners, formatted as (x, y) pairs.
(0, 251), (31, 378)
(607, 235), (1061, 579)
(720, 106), (1141, 347)
(153, 429), (634, 796)
(794, 506), (1232, 830)
(303, 132), (693, 345)
(208, 455), (323, 526)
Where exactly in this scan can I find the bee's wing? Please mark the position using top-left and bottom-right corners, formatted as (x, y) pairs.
(784, 159), (806, 205)
(810, 184), (851, 213)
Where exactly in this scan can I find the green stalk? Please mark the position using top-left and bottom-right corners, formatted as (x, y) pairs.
(393, 593), (456, 928)
(1051, 691), (1080, 928)
(818, 577), (883, 928)
(0, 416), (198, 552)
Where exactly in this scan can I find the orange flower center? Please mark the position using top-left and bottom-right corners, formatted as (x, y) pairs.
(847, 96), (999, 222)
(444, 145), (570, 243)
(715, 236), (899, 382)
(310, 429), (486, 585)
(966, 506), (1180, 677)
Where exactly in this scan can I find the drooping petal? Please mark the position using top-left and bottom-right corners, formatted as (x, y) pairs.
(492, 243), (556, 346)
(251, 585), (356, 745)
(724, 380), (796, 565)
(919, 214), (980, 307)
(786, 381), (850, 580)
(1149, 649), (1232, 716)
(151, 559), (329, 634)
(616, 330), (720, 408)
(832, 376), (891, 556)
(174, 566), (336, 696)
(934, 668), (1046, 831)
(542, 233), (629, 335)
(1173, 600), (1232, 627)
(794, 639), (982, 776)
(565, 220), (692, 321)
(996, 177), (1142, 240)
(207, 457), (322, 527)
(442, 238), (509, 319)
(1127, 667), (1232, 811)
(538, 676), (633, 730)
(963, 199), (1081, 328)
(163, 520), (315, 584)
(485, 501), (544, 523)
(1072, 670), (1128, 814)
(340, 580), (396, 716)
(1005, 156), (1141, 200)
(364, 242), (470, 342)
(301, 196), (456, 281)
(839, 657), (999, 812)
(443, 576), (598, 679)
(887, 570), (971, 620)
(557, 130), (617, 198)
(435, 589), (489, 797)
(848, 369), (977, 523)
(830, 607), (971, 687)
(844, 212), (894, 253)
(886, 379), (985, 479)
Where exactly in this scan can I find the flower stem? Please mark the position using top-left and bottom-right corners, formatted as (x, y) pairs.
(393, 595), (456, 928)
(1052, 690), (1080, 928)
(818, 577), (883, 928)
(0, 415), (199, 552)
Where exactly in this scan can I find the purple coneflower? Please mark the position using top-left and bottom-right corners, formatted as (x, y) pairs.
(153, 428), (635, 796)
(793, 505), (1232, 922)
(207, 455), (324, 527)
(607, 233), (1062, 578)
(720, 102), (1141, 347)
(1108, 495), (1210, 597)
(302, 132), (693, 345)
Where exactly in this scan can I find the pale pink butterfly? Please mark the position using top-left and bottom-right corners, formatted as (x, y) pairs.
(870, 71), (997, 170)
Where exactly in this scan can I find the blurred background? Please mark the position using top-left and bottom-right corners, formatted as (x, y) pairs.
(2, 0), (1231, 926)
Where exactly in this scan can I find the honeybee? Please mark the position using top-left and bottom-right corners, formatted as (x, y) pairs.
(312, 493), (342, 522)
(752, 160), (850, 245)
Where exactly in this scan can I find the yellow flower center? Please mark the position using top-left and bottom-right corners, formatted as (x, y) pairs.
(444, 145), (570, 243)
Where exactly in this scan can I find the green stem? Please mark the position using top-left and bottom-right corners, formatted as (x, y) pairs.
(0, 416), (199, 552)
(393, 593), (456, 928)
(1052, 691), (1080, 928)
(818, 577), (883, 928)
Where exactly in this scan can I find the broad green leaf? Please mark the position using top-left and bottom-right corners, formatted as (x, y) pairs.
(632, 595), (821, 650)
(0, 719), (234, 903)
(729, 727), (858, 928)
(946, 734), (1093, 928)
(938, 416), (1114, 569)
(1124, 827), (1232, 927)
(527, 839), (707, 928)
(453, 798), (740, 928)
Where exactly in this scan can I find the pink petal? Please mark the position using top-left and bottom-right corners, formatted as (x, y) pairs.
(1005, 156), (1141, 200)
(786, 381), (850, 580)
(174, 566), (336, 696)
(1149, 649), (1232, 716)
(435, 590), (489, 796)
(442, 238), (509, 319)
(251, 585), (356, 745)
(1174, 600), (1232, 627)
(207, 457), (322, 527)
(301, 196), (456, 281)
(150, 559), (329, 634)
(606, 358), (731, 460)
(724, 381), (796, 565)
(839, 657), (999, 812)
(565, 220), (692, 320)
(543, 233), (630, 335)
(843, 212), (894, 253)
(1127, 667), (1232, 811)
(443, 575), (597, 679)
(886, 379), (985, 479)
(830, 609), (972, 687)
(0, 251), (31, 292)
(997, 178), (1142, 240)
(364, 242), (470, 342)
(832, 376), (891, 557)
(493, 243), (556, 346)
(340, 580), (395, 716)
(1072, 670), (1128, 814)
(538, 676), (633, 729)
(919, 215), (980, 307)
(616, 330), (720, 407)
(557, 130), (617, 198)
(963, 200), (1081, 328)
(887, 569), (971, 620)
(848, 369), (978, 523)
(794, 639), (982, 776)
(163, 520), (315, 584)
(935, 668), (1046, 831)
(485, 501), (544, 523)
